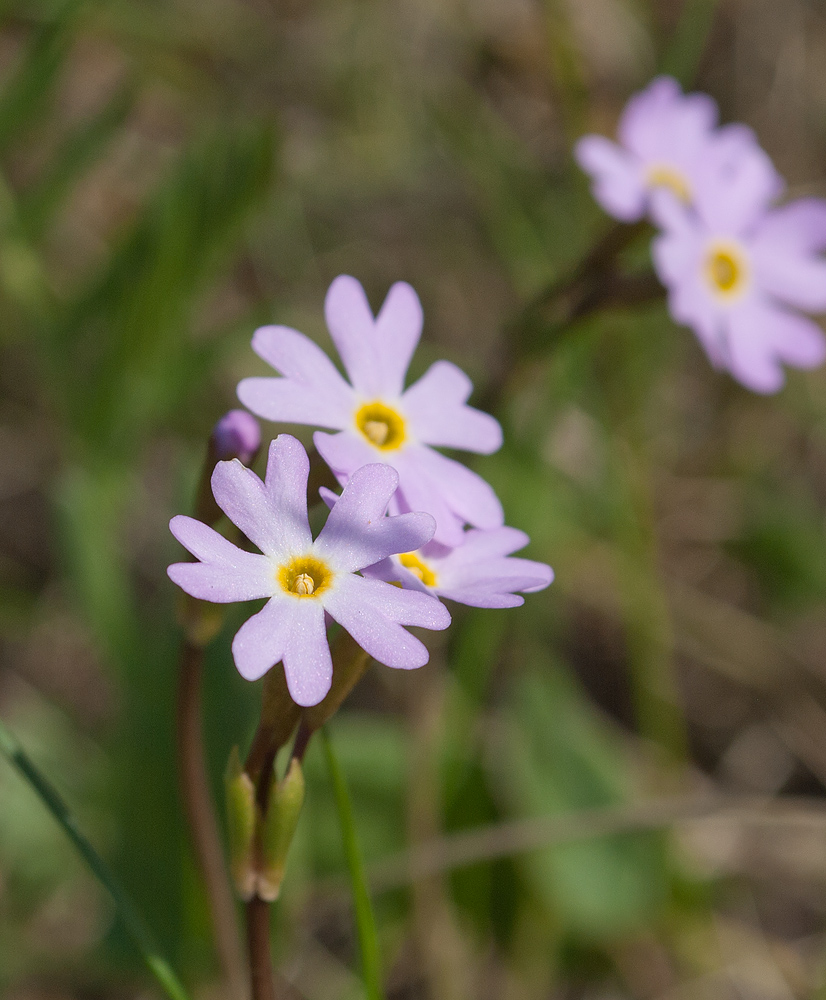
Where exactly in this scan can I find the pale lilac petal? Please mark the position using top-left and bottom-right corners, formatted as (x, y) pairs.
(168, 516), (275, 602)
(436, 526), (530, 567)
(315, 463), (437, 573)
(402, 361), (503, 453)
(752, 241), (826, 312)
(650, 198), (703, 281)
(313, 429), (380, 481)
(231, 597), (294, 681)
(725, 299), (826, 393)
(442, 556), (553, 594)
(262, 435), (313, 554)
(618, 76), (683, 157)
(694, 145), (781, 234)
(281, 599), (333, 706)
(361, 556), (430, 593)
(237, 325), (354, 428)
(324, 275), (384, 396)
(324, 574), (449, 669)
(753, 198), (826, 254)
(374, 281), (423, 397)
(651, 221), (729, 367)
(211, 437), (309, 558)
(403, 446), (504, 534)
(575, 135), (645, 222)
(437, 587), (525, 609)
(390, 456), (467, 547)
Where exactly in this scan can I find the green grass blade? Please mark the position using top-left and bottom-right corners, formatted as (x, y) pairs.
(658, 0), (722, 87)
(20, 82), (136, 241)
(321, 726), (384, 1000)
(0, 716), (191, 1000)
(0, 0), (89, 154)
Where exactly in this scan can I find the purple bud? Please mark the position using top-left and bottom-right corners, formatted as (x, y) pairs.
(212, 410), (261, 465)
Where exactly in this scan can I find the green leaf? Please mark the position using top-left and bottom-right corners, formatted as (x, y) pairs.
(0, 716), (191, 1000)
(322, 726), (385, 1000)
(497, 660), (667, 938)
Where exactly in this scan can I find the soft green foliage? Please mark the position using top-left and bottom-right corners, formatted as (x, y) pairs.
(1, 0), (825, 996)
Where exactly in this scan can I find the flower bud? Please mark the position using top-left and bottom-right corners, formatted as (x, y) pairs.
(257, 758), (305, 902)
(212, 410), (261, 465)
(224, 747), (258, 901)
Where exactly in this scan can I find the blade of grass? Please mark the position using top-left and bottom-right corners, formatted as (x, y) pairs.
(658, 0), (722, 87)
(321, 725), (384, 1000)
(0, 716), (191, 1000)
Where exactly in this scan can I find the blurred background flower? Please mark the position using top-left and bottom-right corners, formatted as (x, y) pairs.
(3, 0), (826, 997)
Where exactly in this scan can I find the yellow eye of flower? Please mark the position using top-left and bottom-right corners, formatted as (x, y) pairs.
(278, 556), (333, 598)
(355, 401), (406, 450)
(399, 552), (438, 588)
(645, 164), (691, 203)
(703, 240), (750, 301)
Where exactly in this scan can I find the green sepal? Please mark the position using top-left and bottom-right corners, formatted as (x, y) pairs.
(258, 757), (305, 902)
(224, 746), (257, 901)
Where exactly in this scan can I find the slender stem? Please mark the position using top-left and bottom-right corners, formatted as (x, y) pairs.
(0, 717), (191, 1000)
(246, 897), (277, 1000)
(176, 640), (249, 997)
(321, 726), (384, 1000)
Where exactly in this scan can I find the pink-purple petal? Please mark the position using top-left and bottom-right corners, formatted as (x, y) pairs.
(324, 275), (384, 396)
(313, 429), (380, 483)
(724, 299), (820, 394)
(752, 243), (826, 312)
(237, 325), (354, 428)
(374, 281), (424, 397)
(315, 463), (437, 573)
(262, 436), (313, 555)
(753, 198), (826, 254)
(231, 597), (294, 682)
(323, 575), (447, 669)
(402, 361), (503, 453)
(617, 76), (683, 156)
(405, 445), (504, 533)
(574, 135), (645, 222)
(168, 516), (275, 602)
(210, 458), (287, 558)
(281, 599), (333, 706)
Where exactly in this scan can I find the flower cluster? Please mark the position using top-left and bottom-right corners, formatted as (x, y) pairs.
(169, 277), (552, 705)
(576, 75), (826, 394)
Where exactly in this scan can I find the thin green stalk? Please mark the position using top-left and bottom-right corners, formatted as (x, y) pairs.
(0, 717), (191, 1000)
(658, 0), (722, 87)
(321, 726), (384, 1000)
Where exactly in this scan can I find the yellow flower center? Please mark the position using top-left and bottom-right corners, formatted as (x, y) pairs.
(645, 164), (691, 203)
(703, 240), (749, 301)
(355, 401), (406, 451)
(278, 555), (333, 598)
(399, 552), (438, 588)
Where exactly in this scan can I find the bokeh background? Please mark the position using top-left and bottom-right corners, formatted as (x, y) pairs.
(3, 0), (826, 996)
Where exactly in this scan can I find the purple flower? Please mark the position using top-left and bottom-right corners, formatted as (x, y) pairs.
(362, 525), (554, 610)
(651, 176), (826, 393)
(168, 434), (450, 706)
(212, 409), (261, 464)
(575, 76), (781, 223)
(236, 275), (504, 547)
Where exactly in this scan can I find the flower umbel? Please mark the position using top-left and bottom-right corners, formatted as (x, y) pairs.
(237, 275), (504, 546)
(651, 180), (826, 393)
(363, 525), (554, 609)
(575, 75), (781, 223)
(168, 434), (450, 705)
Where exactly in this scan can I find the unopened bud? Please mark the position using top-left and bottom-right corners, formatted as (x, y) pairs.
(257, 758), (305, 902)
(212, 410), (261, 465)
(224, 747), (258, 901)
